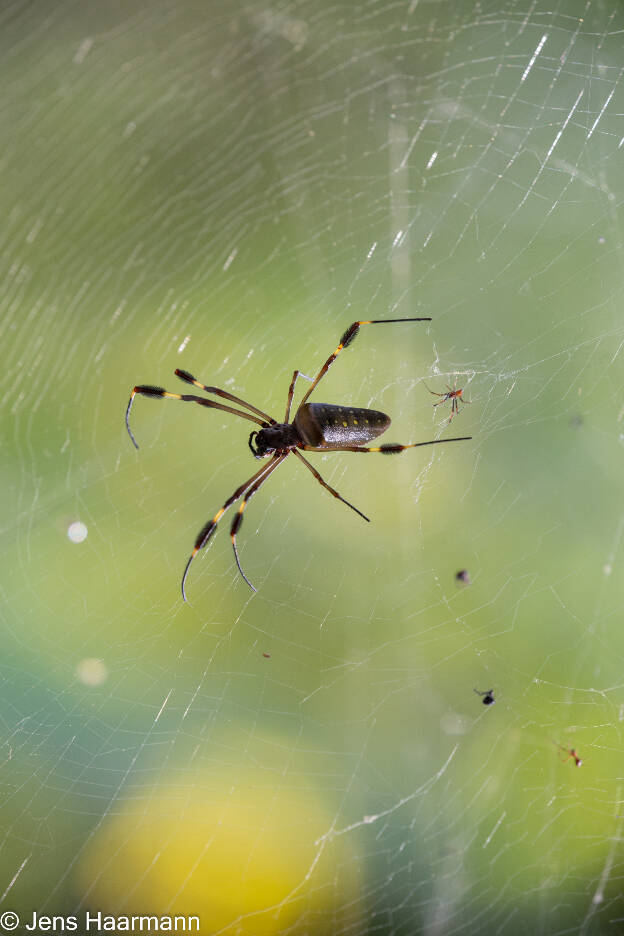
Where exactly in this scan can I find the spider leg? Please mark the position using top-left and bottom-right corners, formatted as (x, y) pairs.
(125, 386), (267, 449)
(229, 454), (287, 591)
(181, 456), (281, 601)
(299, 318), (431, 407)
(300, 435), (471, 454)
(174, 369), (276, 423)
(293, 449), (370, 522)
(422, 382), (446, 398)
(284, 370), (313, 423)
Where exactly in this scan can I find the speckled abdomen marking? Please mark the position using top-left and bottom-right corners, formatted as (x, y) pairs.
(294, 403), (391, 446)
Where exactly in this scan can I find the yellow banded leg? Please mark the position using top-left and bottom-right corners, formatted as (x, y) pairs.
(229, 454), (287, 592)
(181, 456), (281, 601)
(300, 435), (471, 455)
(174, 369), (275, 423)
(125, 385), (266, 449)
(299, 318), (432, 407)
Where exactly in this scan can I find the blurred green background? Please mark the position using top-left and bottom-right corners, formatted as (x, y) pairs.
(2, 1), (624, 933)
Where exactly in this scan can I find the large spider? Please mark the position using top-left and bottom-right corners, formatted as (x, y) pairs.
(125, 318), (471, 598)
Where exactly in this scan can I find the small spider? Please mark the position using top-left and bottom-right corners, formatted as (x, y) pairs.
(555, 743), (582, 767)
(125, 318), (472, 599)
(424, 380), (471, 421)
(456, 569), (471, 586)
(474, 688), (495, 706)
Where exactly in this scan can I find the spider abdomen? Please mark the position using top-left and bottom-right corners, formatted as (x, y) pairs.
(294, 403), (390, 447)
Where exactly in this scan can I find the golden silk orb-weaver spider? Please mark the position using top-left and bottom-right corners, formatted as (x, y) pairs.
(424, 380), (472, 421)
(125, 318), (472, 599)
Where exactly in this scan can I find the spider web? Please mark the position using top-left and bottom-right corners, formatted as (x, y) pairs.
(2, 1), (624, 933)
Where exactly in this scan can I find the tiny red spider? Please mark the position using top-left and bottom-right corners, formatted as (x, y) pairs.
(424, 381), (471, 421)
(555, 743), (582, 767)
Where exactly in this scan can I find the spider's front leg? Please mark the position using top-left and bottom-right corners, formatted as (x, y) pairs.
(125, 385), (267, 449)
(228, 454), (287, 592)
(181, 455), (284, 600)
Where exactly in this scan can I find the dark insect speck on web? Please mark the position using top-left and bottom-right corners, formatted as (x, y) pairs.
(474, 688), (495, 706)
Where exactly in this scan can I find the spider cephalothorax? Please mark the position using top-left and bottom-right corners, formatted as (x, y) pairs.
(248, 423), (299, 457)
